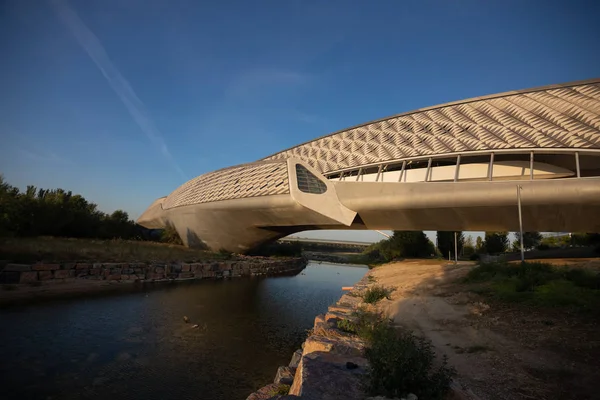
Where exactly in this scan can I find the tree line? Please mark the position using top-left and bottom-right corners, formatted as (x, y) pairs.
(0, 175), (178, 243)
(361, 230), (600, 264)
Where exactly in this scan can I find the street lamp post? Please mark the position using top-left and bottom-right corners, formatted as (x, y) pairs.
(454, 231), (458, 265)
(517, 185), (525, 262)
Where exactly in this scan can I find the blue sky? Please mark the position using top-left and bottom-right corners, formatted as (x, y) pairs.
(1, 0), (599, 244)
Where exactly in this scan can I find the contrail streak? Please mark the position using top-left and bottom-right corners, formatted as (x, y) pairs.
(51, 0), (187, 180)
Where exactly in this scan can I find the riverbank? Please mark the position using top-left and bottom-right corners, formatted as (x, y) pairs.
(0, 258), (306, 305)
(247, 273), (372, 400)
(249, 258), (600, 399)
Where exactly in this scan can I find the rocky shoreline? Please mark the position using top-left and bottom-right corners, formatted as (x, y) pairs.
(0, 257), (306, 304)
(246, 273), (373, 400)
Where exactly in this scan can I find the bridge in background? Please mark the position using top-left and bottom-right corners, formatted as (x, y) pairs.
(138, 79), (600, 253)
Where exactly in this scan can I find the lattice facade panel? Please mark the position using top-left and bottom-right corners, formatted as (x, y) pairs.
(262, 82), (600, 173)
(163, 161), (289, 209)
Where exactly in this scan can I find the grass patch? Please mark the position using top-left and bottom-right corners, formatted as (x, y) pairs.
(0, 236), (232, 263)
(362, 285), (394, 304)
(464, 261), (600, 311)
(368, 275), (377, 283)
(268, 384), (290, 396)
(337, 318), (358, 334)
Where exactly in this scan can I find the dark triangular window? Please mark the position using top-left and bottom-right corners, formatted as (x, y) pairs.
(296, 164), (327, 194)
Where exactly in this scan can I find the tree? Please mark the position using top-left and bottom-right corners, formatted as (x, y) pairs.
(475, 236), (483, 251)
(513, 231), (543, 251)
(483, 232), (509, 254)
(0, 175), (149, 241)
(365, 231), (434, 262)
(463, 235), (475, 256)
(436, 231), (464, 259)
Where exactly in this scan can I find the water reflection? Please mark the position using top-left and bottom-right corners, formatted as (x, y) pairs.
(0, 262), (366, 400)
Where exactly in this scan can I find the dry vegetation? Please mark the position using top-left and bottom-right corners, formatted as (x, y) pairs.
(369, 259), (600, 399)
(0, 236), (228, 263)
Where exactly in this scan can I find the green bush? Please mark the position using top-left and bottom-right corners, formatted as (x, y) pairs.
(337, 318), (358, 334)
(363, 318), (455, 399)
(362, 285), (393, 304)
(464, 261), (600, 311)
(268, 384), (290, 396)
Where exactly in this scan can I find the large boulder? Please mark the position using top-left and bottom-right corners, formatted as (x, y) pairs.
(274, 366), (294, 385)
(303, 334), (365, 357)
(289, 351), (368, 400)
(289, 349), (303, 369)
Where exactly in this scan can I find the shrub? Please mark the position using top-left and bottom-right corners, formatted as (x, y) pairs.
(268, 384), (290, 396)
(364, 318), (455, 399)
(464, 261), (600, 311)
(337, 319), (358, 334)
(362, 285), (393, 304)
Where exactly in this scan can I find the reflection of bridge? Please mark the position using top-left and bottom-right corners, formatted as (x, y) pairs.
(138, 79), (600, 252)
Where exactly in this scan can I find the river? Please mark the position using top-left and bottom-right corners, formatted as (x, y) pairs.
(0, 261), (366, 400)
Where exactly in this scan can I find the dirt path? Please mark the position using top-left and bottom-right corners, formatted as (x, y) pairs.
(369, 260), (600, 400)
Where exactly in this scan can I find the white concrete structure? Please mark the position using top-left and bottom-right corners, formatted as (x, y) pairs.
(138, 79), (600, 252)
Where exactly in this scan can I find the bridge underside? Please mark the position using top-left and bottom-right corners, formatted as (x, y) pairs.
(138, 158), (600, 253)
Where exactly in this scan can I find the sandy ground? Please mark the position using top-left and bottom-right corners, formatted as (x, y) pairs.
(368, 259), (600, 400)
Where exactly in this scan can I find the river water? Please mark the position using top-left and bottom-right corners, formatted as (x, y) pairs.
(0, 262), (366, 400)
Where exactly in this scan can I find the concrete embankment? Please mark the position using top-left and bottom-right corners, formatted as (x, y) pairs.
(247, 274), (372, 400)
(0, 257), (306, 304)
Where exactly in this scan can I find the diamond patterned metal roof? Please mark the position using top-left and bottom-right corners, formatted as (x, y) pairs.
(163, 161), (289, 209)
(262, 80), (600, 173)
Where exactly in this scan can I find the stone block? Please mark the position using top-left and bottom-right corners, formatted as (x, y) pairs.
(89, 268), (101, 276)
(193, 271), (204, 278)
(76, 263), (91, 270)
(155, 266), (165, 273)
(38, 271), (53, 280)
(182, 264), (190, 272)
(122, 268), (133, 274)
(289, 349), (303, 369)
(69, 270), (76, 278)
(152, 273), (165, 280)
(288, 352), (367, 399)
(110, 268), (122, 274)
(165, 265), (172, 274)
(19, 271), (38, 283)
(303, 334), (365, 357)
(178, 272), (194, 279)
(61, 263), (76, 270)
(324, 311), (354, 325)
(5, 264), (31, 272)
(121, 274), (130, 280)
(107, 274), (122, 281)
(274, 366), (295, 385)
(33, 264), (60, 271)
(76, 270), (89, 278)
(246, 383), (289, 400)
(93, 263), (103, 269)
(54, 270), (69, 279)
